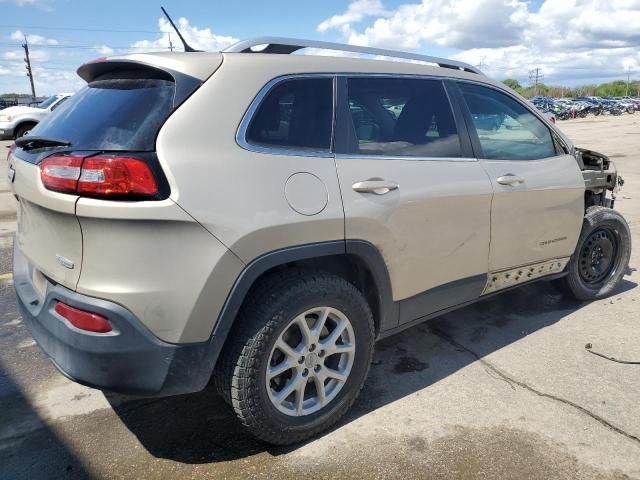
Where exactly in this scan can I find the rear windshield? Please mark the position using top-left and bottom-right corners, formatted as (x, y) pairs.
(30, 77), (174, 151)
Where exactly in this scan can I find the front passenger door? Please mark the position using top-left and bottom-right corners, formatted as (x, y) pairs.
(456, 82), (584, 284)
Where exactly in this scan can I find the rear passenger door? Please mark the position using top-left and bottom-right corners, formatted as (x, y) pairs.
(334, 76), (494, 327)
(455, 82), (584, 286)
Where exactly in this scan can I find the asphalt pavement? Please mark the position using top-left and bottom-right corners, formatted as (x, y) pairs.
(0, 114), (639, 479)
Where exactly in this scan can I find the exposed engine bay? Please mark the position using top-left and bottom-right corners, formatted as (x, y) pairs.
(575, 148), (624, 210)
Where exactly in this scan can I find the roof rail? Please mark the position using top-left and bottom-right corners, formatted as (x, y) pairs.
(224, 37), (482, 75)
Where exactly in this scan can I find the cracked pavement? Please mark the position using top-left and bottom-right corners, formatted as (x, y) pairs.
(1, 114), (639, 479)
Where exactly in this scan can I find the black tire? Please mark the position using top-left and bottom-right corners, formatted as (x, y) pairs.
(214, 270), (375, 445)
(562, 207), (631, 300)
(14, 122), (36, 139)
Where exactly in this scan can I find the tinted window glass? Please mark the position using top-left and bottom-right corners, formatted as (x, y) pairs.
(37, 95), (61, 109)
(346, 78), (461, 157)
(31, 76), (175, 151)
(50, 96), (68, 111)
(458, 83), (556, 160)
(247, 78), (333, 151)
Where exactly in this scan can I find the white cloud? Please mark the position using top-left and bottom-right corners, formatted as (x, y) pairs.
(3, 49), (50, 62)
(131, 17), (239, 53)
(319, 0), (640, 84)
(317, 0), (389, 35)
(10, 29), (59, 45)
(96, 45), (114, 55)
(0, 60), (81, 94)
(0, 0), (53, 10)
(319, 0), (528, 49)
(31, 66), (83, 93)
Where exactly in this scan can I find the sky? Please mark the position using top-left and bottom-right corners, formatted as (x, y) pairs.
(0, 0), (638, 96)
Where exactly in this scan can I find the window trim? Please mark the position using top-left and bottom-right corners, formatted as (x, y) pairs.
(334, 73), (475, 161)
(236, 74), (336, 158)
(454, 79), (561, 161)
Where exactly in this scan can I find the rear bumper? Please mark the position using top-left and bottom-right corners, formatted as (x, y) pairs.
(13, 239), (220, 396)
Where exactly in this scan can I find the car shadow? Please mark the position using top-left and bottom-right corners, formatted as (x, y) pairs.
(106, 279), (637, 463)
(0, 366), (92, 479)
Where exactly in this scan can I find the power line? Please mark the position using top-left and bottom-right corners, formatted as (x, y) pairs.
(0, 24), (233, 40)
(0, 42), (161, 50)
(0, 24), (163, 34)
(1, 58), (80, 67)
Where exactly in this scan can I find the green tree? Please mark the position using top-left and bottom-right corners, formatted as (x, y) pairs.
(502, 78), (523, 93)
(596, 80), (630, 97)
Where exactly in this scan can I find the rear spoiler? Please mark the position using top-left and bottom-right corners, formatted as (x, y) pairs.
(77, 59), (203, 108)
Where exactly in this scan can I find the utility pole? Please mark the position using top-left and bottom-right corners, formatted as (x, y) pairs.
(477, 56), (486, 71)
(626, 67), (631, 97)
(168, 32), (174, 52)
(529, 68), (543, 96)
(22, 35), (36, 101)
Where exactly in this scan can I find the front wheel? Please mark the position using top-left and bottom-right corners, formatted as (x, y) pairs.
(215, 270), (375, 445)
(14, 122), (36, 139)
(562, 207), (631, 300)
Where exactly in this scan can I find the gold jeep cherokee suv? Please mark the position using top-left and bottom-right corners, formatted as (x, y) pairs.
(9, 37), (630, 445)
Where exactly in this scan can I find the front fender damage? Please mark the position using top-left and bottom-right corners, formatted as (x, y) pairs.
(575, 148), (624, 209)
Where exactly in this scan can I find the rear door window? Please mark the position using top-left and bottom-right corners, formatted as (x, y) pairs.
(344, 77), (462, 158)
(246, 77), (333, 151)
(30, 73), (175, 152)
(458, 82), (556, 160)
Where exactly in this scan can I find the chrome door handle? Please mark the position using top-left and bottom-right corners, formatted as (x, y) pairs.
(352, 179), (399, 195)
(497, 174), (525, 186)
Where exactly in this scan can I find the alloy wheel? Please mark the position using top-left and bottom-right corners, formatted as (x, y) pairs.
(265, 306), (356, 417)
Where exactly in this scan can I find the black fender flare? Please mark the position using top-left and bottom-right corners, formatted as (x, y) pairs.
(205, 240), (397, 372)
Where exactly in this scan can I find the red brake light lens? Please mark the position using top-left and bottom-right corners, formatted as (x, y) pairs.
(40, 155), (83, 193)
(54, 302), (112, 333)
(78, 156), (158, 196)
(7, 142), (16, 161)
(40, 154), (158, 198)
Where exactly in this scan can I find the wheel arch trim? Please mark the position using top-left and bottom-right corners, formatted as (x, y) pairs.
(210, 240), (398, 350)
(13, 119), (39, 135)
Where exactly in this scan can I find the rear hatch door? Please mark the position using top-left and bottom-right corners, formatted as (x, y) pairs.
(10, 57), (218, 291)
(11, 151), (82, 290)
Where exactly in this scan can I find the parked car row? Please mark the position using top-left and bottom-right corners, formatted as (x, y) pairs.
(532, 95), (640, 121)
(0, 93), (72, 139)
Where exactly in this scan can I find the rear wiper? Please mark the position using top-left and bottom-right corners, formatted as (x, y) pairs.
(15, 136), (71, 151)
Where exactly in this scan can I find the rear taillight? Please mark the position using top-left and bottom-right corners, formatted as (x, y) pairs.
(40, 155), (83, 193)
(40, 154), (158, 198)
(78, 157), (158, 196)
(7, 142), (16, 161)
(54, 302), (112, 333)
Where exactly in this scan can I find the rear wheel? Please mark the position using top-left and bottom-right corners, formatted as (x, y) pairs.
(214, 270), (375, 445)
(562, 207), (631, 300)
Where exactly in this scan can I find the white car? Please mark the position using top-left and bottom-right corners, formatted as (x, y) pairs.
(0, 93), (73, 139)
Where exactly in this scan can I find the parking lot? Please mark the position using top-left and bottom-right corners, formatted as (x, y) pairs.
(0, 114), (638, 479)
